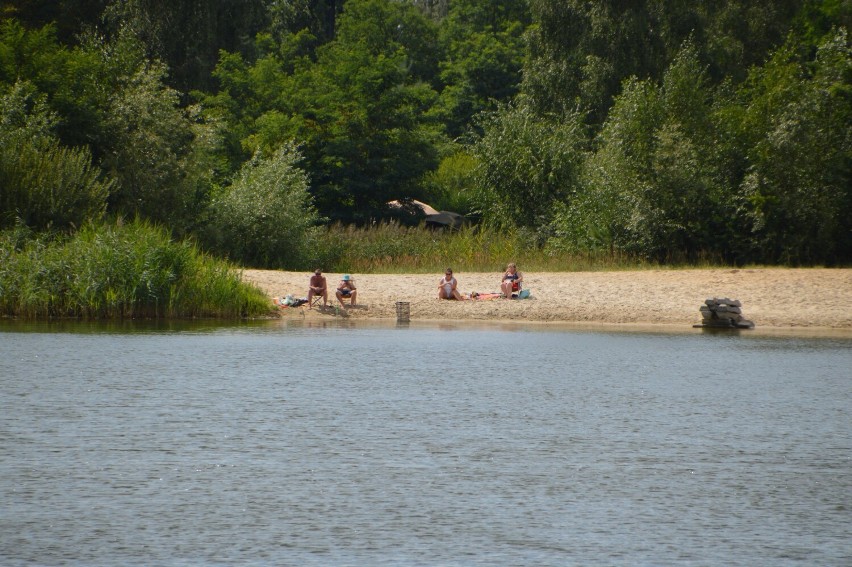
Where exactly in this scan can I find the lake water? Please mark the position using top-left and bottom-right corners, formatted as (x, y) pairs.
(1, 320), (850, 566)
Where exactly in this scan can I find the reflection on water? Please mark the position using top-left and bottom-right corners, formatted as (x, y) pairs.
(1, 320), (850, 566)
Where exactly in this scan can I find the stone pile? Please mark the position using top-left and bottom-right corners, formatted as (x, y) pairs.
(696, 298), (755, 329)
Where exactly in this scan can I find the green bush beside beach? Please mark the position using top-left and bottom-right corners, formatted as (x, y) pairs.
(0, 220), (271, 319)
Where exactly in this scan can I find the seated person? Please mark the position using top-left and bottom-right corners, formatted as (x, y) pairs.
(438, 268), (463, 300)
(336, 274), (357, 307)
(500, 262), (524, 298)
(307, 268), (327, 308)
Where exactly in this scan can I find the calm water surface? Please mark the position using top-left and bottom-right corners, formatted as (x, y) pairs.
(1, 320), (850, 566)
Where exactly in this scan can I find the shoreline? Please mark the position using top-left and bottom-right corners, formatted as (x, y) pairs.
(243, 268), (852, 334)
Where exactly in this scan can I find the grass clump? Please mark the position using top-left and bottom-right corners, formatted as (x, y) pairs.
(0, 220), (271, 319)
(305, 222), (664, 274)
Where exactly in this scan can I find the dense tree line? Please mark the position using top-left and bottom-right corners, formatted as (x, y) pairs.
(1, 0), (850, 266)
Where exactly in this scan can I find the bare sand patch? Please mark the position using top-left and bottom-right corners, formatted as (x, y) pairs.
(242, 268), (852, 332)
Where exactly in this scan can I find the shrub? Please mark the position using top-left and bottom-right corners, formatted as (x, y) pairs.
(0, 220), (271, 319)
(208, 143), (319, 268)
(0, 82), (111, 230)
(471, 101), (587, 230)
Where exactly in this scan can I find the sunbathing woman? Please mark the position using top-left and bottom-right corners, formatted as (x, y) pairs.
(500, 263), (523, 298)
(438, 268), (463, 300)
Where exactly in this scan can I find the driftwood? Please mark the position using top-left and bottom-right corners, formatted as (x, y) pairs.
(694, 298), (755, 329)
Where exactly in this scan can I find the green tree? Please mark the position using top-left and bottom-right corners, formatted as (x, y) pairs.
(267, 0), (344, 45)
(523, 0), (667, 124)
(554, 44), (730, 260)
(104, 0), (272, 93)
(0, 82), (112, 230)
(422, 150), (478, 215)
(553, 78), (664, 256)
(731, 29), (852, 263)
(207, 143), (318, 268)
(1, 21), (220, 235)
(523, 0), (802, 126)
(700, 0), (807, 83)
(434, 0), (530, 138)
(99, 55), (210, 234)
(1, 0), (110, 44)
(0, 19), (110, 152)
(471, 101), (586, 230)
(411, 0), (449, 20)
(335, 0), (439, 83)
(206, 0), (444, 224)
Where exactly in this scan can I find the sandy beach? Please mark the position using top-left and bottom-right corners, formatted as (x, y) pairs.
(243, 268), (852, 333)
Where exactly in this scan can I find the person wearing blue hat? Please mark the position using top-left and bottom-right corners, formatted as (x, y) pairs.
(336, 274), (357, 307)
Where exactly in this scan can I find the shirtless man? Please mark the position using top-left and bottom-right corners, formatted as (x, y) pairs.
(307, 269), (327, 308)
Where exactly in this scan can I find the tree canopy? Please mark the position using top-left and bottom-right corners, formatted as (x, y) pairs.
(1, 0), (850, 266)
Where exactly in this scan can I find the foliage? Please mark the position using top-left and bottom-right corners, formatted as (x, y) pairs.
(103, 0), (271, 93)
(550, 43), (737, 261)
(207, 143), (319, 269)
(523, 0), (803, 125)
(0, 220), (271, 318)
(2, 2), (851, 273)
(0, 81), (112, 230)
(0, 20), (219, 236)
(434, 0), (530, 138)
(422, 150), (478, 215)
(266, 0), (343, 45)
(524, 0), (663, 123)
(301, 222), (661, 274)
(471, 102), (587, 231)
(204, 0), (445, 224)
(99, 51), (216, 235)
(551, 30), (852, 264)
(1, 0), (110, 44)
(731, 28), (852, 264)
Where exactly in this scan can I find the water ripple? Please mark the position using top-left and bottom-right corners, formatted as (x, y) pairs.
(1, 325), (850, 566)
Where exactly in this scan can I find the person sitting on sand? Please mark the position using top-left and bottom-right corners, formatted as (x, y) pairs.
(307, 268), (327, 308)
(336, 274), (357, 307)
(438, 268), (463, 300)
(500, 262), (524, 298)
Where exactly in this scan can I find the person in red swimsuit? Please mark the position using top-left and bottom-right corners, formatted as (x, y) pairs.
(500, 263), (523, 298)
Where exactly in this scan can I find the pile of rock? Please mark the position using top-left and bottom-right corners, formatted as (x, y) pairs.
(696, 298), (755, 329)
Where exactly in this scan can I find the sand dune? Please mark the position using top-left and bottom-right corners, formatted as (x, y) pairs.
(242, 268), (852, 333)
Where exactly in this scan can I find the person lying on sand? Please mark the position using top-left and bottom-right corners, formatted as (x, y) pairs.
(438, 268), (463, 300)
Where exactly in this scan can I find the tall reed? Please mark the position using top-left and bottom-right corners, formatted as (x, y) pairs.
(0, 220), (271, 319)
(305, 222), (661, 273)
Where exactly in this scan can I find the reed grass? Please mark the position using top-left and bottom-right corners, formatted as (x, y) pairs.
(0, 220), (271, 319)
(305, 222), (667, 273)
